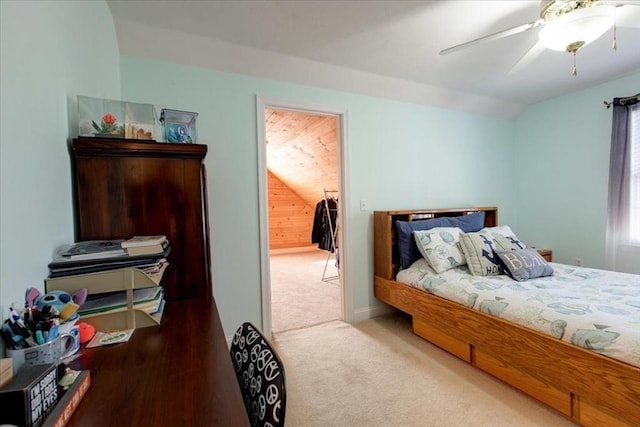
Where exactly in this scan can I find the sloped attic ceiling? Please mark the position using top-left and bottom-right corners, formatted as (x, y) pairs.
(265, 108), (338, 208)
(108, 0), (640, 117)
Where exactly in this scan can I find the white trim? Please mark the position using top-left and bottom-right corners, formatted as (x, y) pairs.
(256, 97), (272, 337)
(256, 95), (351, 338)
(339, 108), (352, 324)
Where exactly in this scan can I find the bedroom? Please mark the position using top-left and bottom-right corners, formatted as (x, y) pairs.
(2, 0), (638, 335)
(0, 1), (639, 423)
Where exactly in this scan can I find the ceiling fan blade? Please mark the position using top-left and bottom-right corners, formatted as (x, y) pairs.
(508, 41), (546, 75)
(440, 19), (545, 55)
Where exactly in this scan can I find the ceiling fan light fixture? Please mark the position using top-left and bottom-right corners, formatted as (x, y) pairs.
(538, 5), (615, 51)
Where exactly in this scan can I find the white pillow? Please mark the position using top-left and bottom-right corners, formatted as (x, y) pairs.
(413, 227), (466, 273)
(481, 225), (526, 250)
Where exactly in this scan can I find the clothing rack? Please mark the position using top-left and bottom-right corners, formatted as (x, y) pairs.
(322, 189), (339, 282)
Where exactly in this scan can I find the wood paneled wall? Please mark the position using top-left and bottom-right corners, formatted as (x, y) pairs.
(265, 109), (338, 210)
(268, 170), (316, 250)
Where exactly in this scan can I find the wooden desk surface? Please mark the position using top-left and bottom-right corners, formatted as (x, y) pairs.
(66, 297), (249, 426)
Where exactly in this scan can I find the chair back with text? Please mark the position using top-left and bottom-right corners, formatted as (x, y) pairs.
(230, 322), (286, 427)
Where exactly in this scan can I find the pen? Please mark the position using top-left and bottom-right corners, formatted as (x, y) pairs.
(46, 324), (59, 342)
(35, 324), (45, 345)
(31, 307), (40, 323)
(0, 328), (18, 350)
(2, 322), (27, 349)
(11, 319), (37, 347)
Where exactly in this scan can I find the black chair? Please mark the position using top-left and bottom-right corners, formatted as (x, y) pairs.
(230, 322), (287, 427)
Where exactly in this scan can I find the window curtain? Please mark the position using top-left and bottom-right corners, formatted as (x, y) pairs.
(605, 97), (639, 271)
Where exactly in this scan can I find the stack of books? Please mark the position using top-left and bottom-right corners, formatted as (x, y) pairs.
(78, 286), (165, 317)
(45, 236), (170, 329)
(120, 235), (168, 257)
(48, 236), (170, 278)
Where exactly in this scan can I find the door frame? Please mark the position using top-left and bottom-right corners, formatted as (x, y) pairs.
(256, 95), (351, 338)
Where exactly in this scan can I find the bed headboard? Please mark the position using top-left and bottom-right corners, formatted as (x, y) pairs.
(373, 207), (498, 280)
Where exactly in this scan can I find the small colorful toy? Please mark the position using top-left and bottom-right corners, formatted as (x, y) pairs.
(77, 322), (95, 344)
(25, 287), (88, 323)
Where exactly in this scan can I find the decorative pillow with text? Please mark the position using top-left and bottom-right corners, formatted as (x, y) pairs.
(459, 232), (502, 276)
(496, 248), (554, 281)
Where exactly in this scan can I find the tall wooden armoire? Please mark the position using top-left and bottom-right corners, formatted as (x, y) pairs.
(71, 137), (212, 301)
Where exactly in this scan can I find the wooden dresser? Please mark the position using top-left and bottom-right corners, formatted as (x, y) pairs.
(71, 137), (212, 300)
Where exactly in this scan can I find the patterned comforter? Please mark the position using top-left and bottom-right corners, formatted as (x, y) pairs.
(397, 259), (640, 368)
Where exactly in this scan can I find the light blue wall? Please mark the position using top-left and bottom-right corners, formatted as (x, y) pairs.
(0, 1), (120, 330)
(1, 0), (636, 344)
(513, 72), (640, 268)
(120, 56), (515, 334)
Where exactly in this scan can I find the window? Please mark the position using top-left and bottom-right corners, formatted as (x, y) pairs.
(630, 105), (639, 243)
(606, 97), (640, 273)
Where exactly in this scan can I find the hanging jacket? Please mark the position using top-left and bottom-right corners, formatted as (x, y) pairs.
(311, 199), (337, 252)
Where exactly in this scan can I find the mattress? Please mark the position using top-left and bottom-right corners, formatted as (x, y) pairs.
(397, 259), (640, 368)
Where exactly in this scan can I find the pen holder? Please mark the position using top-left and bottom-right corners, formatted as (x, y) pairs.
(6, 334), (75, 375)
(58, 322), (81, 356)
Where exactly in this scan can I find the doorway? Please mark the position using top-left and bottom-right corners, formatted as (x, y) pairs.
(256, 97), (350, 338)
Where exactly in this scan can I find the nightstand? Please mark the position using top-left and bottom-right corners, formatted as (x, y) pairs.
(536, 249), (552, 262)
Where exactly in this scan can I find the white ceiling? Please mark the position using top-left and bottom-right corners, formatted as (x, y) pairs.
(107, 0), (640, 115)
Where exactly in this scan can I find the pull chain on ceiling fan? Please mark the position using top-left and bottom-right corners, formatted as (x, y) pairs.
(440, 0), (635, 76)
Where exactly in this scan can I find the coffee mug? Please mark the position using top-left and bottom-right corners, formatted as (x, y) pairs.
(58, 322), (81, 356)
(7, 334), (76, 374)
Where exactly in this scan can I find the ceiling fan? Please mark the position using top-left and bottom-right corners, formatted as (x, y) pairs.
(440, 0), (638, 76)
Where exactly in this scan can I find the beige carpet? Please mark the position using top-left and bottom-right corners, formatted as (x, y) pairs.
(273, 314), (577, 427)
(270, 249), (341, 333)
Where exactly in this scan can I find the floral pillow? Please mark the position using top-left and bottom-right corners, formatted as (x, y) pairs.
(413, 227), (466, 274)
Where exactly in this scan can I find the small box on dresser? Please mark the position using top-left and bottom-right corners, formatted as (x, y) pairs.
(0, 358), (13, 387)
(0, 364), (58, 427)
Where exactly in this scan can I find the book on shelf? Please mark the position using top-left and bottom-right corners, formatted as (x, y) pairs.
(56, 240), (126, 261)
(48, 258), (168, 279)
(49, 245), (171, 270)
(79, 286), (164, 316)
(125, 240), (169, 257)
(144, 261), (169, 284)
(45, 265), (168, 299)
(121, 235), (167, 249)
(42, 370), (90, 427)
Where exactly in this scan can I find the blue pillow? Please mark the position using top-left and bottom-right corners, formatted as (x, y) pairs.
(396, 211), (485, 269)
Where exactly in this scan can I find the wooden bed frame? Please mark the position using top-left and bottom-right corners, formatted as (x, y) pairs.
(373, 207), (640, 427)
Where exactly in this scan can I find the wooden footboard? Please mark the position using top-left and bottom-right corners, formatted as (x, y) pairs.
(373, 208), (640, 427)
(375, 276), (640, 426)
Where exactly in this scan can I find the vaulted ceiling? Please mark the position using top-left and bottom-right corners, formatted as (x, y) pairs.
(108, 0), (640, 112)
(105, 1), (639, 199)
(265, 109), (338, 208)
